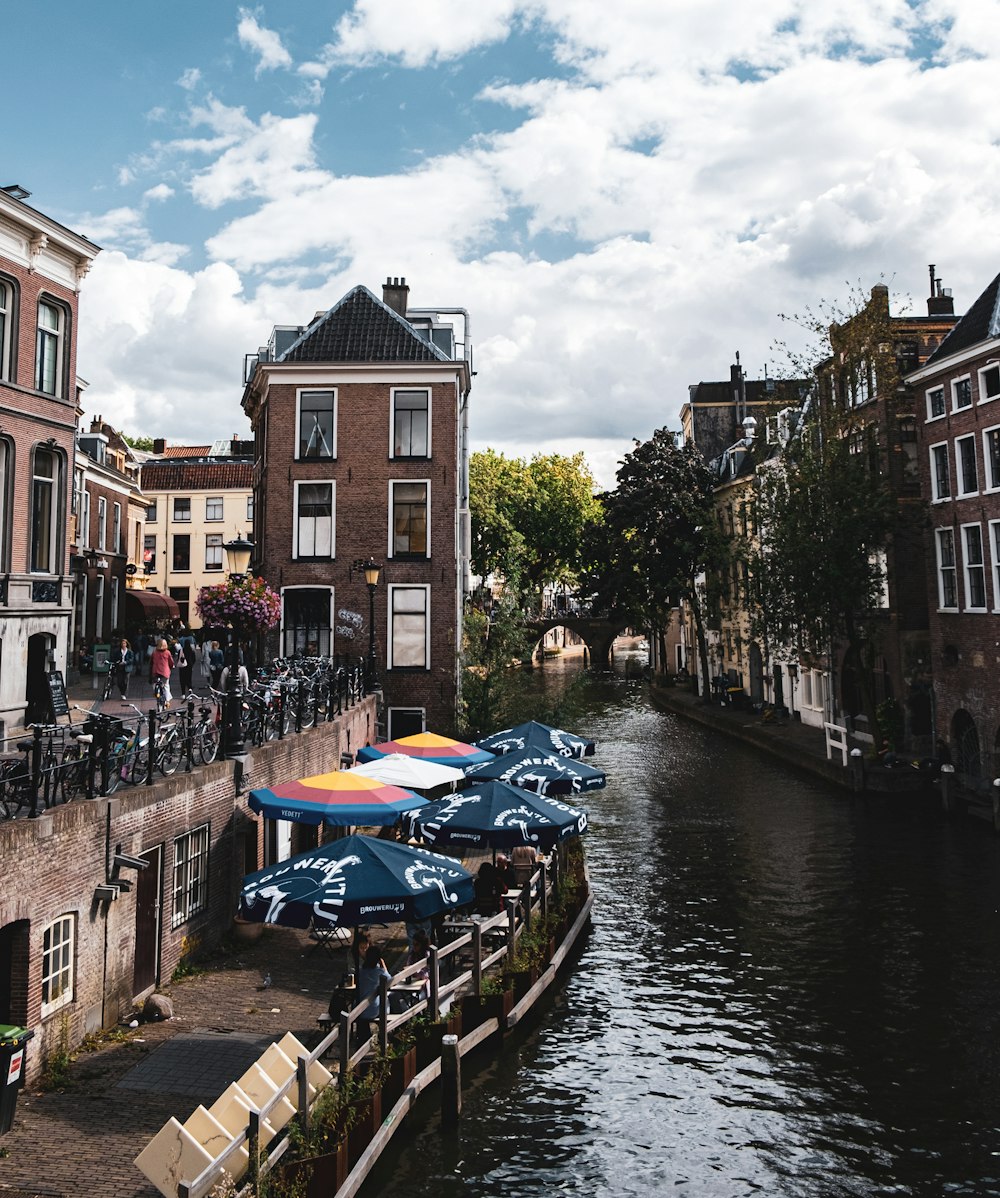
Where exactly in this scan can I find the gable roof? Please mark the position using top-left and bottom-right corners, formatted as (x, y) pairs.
(925, 271), (1000, 365)
(140, 461), (253, 491)
(279, 285), (451, 364)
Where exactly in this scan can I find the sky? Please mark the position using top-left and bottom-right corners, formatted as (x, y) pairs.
(6, 1), (1000, 488)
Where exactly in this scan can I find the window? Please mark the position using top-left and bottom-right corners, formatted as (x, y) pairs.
(297, 390), (336, 459)
(143, 534), (156, 573)
(936, 528), (958, 609)
(169, 586), (190, 625)
(388, 707), (425, 739)
(172, 824), (210, 928)
(0, 439), (9, 570)
(293, 481), (334, 559)
(247, 495), (254, 523)
(391, 481), (429, 557)
(41, 915), (74, 1016)
(205, 496), (223, 522)
(956, 436), (979, 496)
(0, 277), (13, 381)
(930, 443), (951, 501)
(173, 497), (191, 522)
(147, 499), (157, 523)
(926, 386), (946, 420)
(389, 584), (429, 669)
(205, 533), (223, 571)
(172, 534), (190, 571)
(282, 587), (333, 656)
(110, 576), (120, 631)
(990, 522), (1000, 610)
(80, 489), (91, 549)
(985, 428), (1000, 491)
(112, 502), (121, 553)
(980, 363), (1000, 405)
(391, 389), (430, 458)
(962, 523), (987, 610)
(35, 300), (64, 396)
(95, 574), (105, 639)
(97, 496), (107, 550)
(952, 376), (972, 411)
(31, 447), (59, 573)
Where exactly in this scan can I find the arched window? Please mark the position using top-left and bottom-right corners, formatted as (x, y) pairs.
(31, 447), (60, 573)
(35, 299), (65, 396)
(0, 277), (14, 381)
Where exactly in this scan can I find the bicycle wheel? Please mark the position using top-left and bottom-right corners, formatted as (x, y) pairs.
(196, 721), (219, 765)
(103, 736), (130, 795)
(59, 746), (87, 802)
(159, 728), (181, 776)
(298, 684), (316, 728)
(130, 739), (152, 785)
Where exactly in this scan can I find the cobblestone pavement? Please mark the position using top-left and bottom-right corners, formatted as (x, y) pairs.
(0, 923), (408, 1198)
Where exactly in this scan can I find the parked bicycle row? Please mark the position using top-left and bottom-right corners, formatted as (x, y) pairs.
(0, 658), (371, 819)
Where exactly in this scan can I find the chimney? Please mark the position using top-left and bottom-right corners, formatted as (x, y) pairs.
(152, 438), (165, 455)
(382, 276), (410, 317)
(927, 264), (955, 316)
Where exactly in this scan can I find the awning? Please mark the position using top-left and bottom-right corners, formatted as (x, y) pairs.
(124, 590), (181, 624)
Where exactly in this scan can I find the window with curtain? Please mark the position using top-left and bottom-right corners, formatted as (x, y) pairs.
(294, 482), (334, 558)
(391, 481), (429, 557)
(31, 447), (58, 573)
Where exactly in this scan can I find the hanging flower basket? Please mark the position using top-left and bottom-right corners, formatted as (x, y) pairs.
(195, 575), (281, 633)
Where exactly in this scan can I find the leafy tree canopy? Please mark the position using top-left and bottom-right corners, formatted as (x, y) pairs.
(122, 434), (155, 451)
(469, 450), (601, 594)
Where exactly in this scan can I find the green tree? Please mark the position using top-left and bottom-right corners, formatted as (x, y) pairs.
(586, 429), (726, 695)
(469, 450), (602, 601)
(122, 433), (155, 452)
(460, 588), (534, 738)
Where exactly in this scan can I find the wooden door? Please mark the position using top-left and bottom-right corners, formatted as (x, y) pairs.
(133, 846), (162, 995)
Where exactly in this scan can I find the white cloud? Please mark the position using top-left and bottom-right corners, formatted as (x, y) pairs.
(143, 183), (175, 202)
(237, 8), (293, 75)
(177, 67), (202, 90)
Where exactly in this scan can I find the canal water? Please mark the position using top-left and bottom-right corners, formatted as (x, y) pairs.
(367, 654), (1000, 1197)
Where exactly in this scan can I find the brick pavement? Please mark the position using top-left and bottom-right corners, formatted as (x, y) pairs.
(0, 922), (408, 1198)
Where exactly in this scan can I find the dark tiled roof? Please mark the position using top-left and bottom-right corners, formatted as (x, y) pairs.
(281, 285), (449, 364)
(925, 271), (1000, 365)
(162, 445), (211, 458)
(689, 378), (807, 404)
(140, 462), (253, 490)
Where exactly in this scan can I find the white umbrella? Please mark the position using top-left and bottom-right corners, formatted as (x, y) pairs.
(349, 753), (464, 792)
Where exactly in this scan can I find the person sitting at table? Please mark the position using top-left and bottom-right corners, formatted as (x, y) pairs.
(357, 942), (391, 1040)
(474, 862), (503, 914)
(352, 927), (371, 977)
(511, 843), (538, 887)
(495, 853), (515, 890)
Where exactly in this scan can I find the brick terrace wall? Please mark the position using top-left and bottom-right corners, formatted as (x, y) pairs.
(0, 696), (375, 1083)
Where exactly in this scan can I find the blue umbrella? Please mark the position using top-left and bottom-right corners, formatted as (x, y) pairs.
(410, 781), (587, 851)
(476, 720), (596, 759)
(237, 834), (475, 930)
(463, 747), (606, 795)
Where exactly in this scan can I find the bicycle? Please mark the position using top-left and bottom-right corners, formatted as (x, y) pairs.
(152, 675), (171, 714)
(188, 693), (220, 765)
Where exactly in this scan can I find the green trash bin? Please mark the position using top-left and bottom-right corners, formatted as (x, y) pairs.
(0, 1025), (33, 1135)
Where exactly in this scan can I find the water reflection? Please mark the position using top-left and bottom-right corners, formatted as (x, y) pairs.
(368, 656), (1000, 1197)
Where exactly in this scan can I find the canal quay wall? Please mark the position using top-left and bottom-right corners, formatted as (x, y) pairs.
(647, 678), (989, 815)
(0, 693), (377, 1089)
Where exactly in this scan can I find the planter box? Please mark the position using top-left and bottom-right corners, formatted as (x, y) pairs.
(384, 1046), (416, 1107)
(278, 1141), (348, 1198)
(347, 1090), (383, 1169)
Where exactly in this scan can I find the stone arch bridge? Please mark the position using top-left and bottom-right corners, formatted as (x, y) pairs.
(523, 611), (633, 670)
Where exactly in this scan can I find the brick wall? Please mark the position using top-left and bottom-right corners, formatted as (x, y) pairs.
(0, 697), (375, 1083)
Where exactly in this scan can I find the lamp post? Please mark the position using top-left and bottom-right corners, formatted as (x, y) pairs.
(222, 533), (254, 759)
(363, 557), (381, 684)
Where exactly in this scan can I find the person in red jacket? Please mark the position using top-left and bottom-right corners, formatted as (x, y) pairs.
(149, 638), (175, 710)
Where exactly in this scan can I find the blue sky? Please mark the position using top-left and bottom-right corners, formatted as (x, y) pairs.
(6, 1), (1000, 486)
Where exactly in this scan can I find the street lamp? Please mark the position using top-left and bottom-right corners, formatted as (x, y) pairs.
(362, 557), (381, 682)
(222, 533), (254, 759)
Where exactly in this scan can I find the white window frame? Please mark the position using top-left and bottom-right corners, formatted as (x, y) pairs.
(95, 573), (105, 637)
(956, 435), (979, 497)
(935, 528), (958, 611)
(962, 522), (988, 611)
(80, 488), (91, 549)
(979, 362), (1000, 406)
(97, 496), (107, 550)
(147, 499), (157, 523)
(35, 299), (64, 396)
(205, 496), (224, 522)
(925, 385), (946, 421)
(172, 823), (210, 929)
(0, 276), (12, 382)
(990, 521), (1000, 613)
(247, 495), (254, 523)
(387, 707), (427, 739)
(930, 441), (951, 501)
(31, 446), (59, 574)
(281, 584), (335, 657)
(390, 388), (431, 459)
(143, 533), (156, 573)
(205, 533), (224, 571)
(112, 501), (122, 553)
(983, 425), (1000, 492)
(952, 375), (973, 412)
(173, 497), (191, 523)
(295, 388), (337, 461)
(110, 575), (120, 631)
(387, 583), (430, 670)
(292, 479), (335, 560)
(388, 478), (431, 559)
(41, 914), (75, 1017)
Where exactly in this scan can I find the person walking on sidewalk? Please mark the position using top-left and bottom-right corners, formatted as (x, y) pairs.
(108, 637), (134, 701)
(177, 632), (197, 698)
(150, 638), (175, 710)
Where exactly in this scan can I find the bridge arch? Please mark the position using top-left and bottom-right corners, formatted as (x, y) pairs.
(525, 615), (633, 670)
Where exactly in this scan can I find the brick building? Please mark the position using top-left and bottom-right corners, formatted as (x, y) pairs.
(0, 185), (99, 732)
(907, 269), (1000, 781)
(242, 278), (472, 737)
